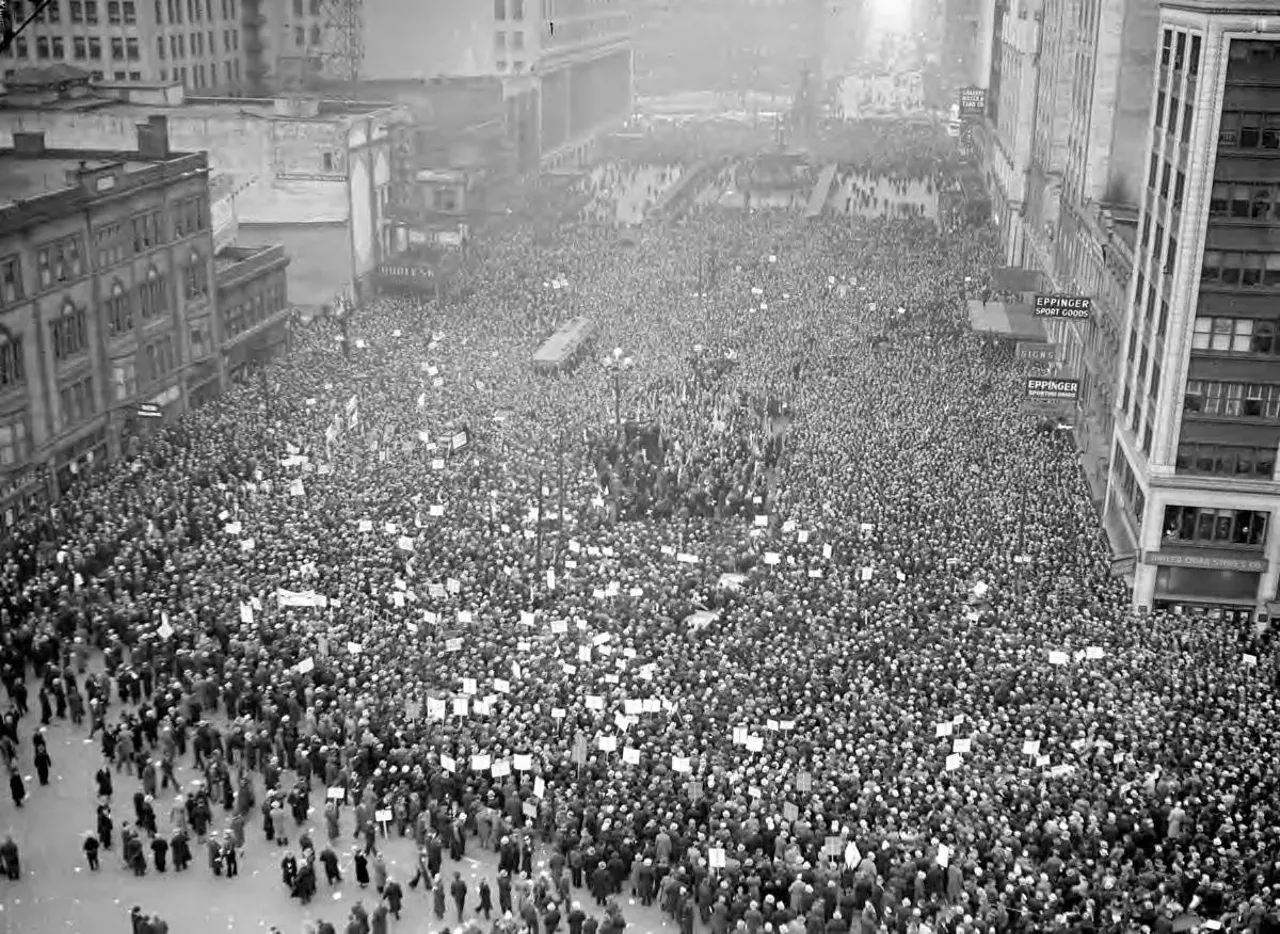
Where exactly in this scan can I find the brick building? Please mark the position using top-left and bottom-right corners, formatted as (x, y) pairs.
(0, 117), (288, 532)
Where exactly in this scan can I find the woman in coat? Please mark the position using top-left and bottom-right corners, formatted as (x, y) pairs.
(434, 875), (448, 919)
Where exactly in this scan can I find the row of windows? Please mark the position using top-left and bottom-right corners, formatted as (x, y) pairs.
(494, 0), (526, 20)
(1185, 380), (1280, 420)
(104, 270), (172, 335)
(222, 281), (287, 338)
(1113, 446), (1147, 523)
(290, 0), (321, 16)
(1218, 112), (1280, 151)
(1161, 505), (1269, 546)
(495, 30), (527, 52)
(1153, 91), (1193, 148)
(158, 60), (234, 88)
(1161, 28), (1202, 77)
(1191, 317), (1280, 356)
(1208, 183), (1280, 222)
(1200, 251), (1280, 288)
(160, 0), (232, 25)
(3, 206), (207, 300)
(159, 29), (224, 59)
(1175, 442), (1277, 480)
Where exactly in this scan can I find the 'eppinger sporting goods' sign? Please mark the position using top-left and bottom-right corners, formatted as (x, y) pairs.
(1033, 294), (1093, 319)
(1026, 378), (1080, 400)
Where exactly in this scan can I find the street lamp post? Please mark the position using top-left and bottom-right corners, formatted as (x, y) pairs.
(602, 347), (634, 523)
(602, 347), (634, 447)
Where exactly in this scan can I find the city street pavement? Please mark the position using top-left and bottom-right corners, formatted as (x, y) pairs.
(0, 659), (679, 934)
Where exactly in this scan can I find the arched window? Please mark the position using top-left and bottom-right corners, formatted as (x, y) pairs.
(52, 299), (87, 360)
(107, 278), (133, 337)
(185, 250), (207, 300)
(0, 325), (25, 389)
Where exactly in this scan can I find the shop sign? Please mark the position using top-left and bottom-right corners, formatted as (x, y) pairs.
(1033, 294), (1093, 320)
(958, 87), (987, 116)
(1141, 550), (1268, 573)
(1025, 378), (1080, 400)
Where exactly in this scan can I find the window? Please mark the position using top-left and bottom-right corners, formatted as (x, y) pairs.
(94, 223), (126, 268)
(36, 37), (50, 60)
(1155, 92), (1165, 130)
(494, 0), (504, 17)
(131, 210), (161, 251)
(36, 237), (83, 289)
(51, 301), (88, 361)
(12, 38), (27, 59)
(71, 0), (84, 21)
(111, 357), (137, 402)
(307, 0), (317, 12)
(57, 375), (97, 429)
(510, 0), (522, 20)
(0, 413), (31, 467)
(106, 280), (133, 337)
(1188, 35), (1200, 75)
(171, 195), (206, 238)
(309, 24), (320, 44)
(158, 36), (166, 60)
(0, 334), (24, 389)
(184, 249), (208, 300)
(126, 38), (140, 61)
(111, 37), (125, 61)
(85, 0), (99, 21)
(140, 267), (169, 319)
(189, 318), (210, 359)
(294, 26), (304, 46)
(51, 37), (65, 59)
(48, 0), (62, 21)
(143, 335), (177, 382)
(1162, 505), (1269, 546)
(123, 0), (135, 21)
(88, 37), (102, 60)
(75, 37), (88, 60)
(495, 30), (505, 51)
(108, 0), (120, 21)
(511, 30), (524, 51)
(0, 256), (23, 306)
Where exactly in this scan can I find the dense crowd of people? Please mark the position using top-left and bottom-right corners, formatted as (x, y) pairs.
(1, 119), (1279, 934)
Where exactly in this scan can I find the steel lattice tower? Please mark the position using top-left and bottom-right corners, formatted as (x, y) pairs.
(318, 0), (364, 86)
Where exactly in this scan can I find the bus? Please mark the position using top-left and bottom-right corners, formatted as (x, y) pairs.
(533, 316), (595, 373)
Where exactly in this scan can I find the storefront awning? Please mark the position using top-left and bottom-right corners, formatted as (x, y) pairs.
(992, 266), (1044, 292)
(1153, 565), (1261, 602)
(967, 300), (1048, 342)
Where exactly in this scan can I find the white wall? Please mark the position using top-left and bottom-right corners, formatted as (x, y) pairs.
(0, 109), (351, 224)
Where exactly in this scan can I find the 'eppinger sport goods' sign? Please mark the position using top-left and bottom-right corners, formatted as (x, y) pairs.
(1034, 294), (1093, 319)
(1026, 378), (1080, 400)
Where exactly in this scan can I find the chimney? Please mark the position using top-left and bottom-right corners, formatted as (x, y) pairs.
(12, 132), (47, 156)
(136, 115), (170, 159)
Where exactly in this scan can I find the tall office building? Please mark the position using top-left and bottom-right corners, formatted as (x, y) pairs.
(0, 0), (247, 93)
(357, 0), (631, 168)
(1009, 0), (1156, 498)
(1107, 5), (1280, 621)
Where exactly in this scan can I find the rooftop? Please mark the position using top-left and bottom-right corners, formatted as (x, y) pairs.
(0, 154), (157, 209)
